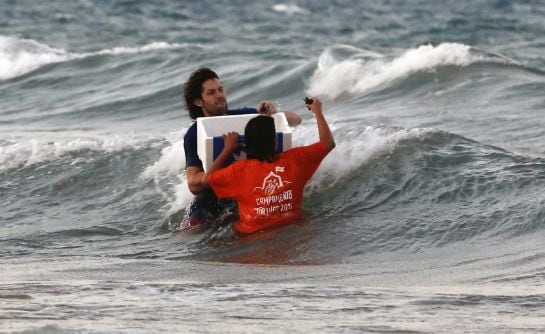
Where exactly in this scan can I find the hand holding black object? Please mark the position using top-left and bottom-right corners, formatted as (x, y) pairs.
(303, 97), (314, 105)
(304, 97), (320, 112)
(304, 97), (322, 114)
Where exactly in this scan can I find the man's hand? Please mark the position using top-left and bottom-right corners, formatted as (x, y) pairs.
(257, 100), (277, 116)
(257, 100), (302, 126)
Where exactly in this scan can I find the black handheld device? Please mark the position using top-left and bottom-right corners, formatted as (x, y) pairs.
(303, 97), (314, 104)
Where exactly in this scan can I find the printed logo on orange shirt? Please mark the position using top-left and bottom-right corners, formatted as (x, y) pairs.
(253, 167), (294, 216)
(254, 169), (291, 195)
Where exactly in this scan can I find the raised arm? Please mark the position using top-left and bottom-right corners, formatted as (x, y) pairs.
(306, 97), (335, 152)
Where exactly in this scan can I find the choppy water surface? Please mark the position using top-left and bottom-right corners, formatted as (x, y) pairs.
(1, 1), (545, 333)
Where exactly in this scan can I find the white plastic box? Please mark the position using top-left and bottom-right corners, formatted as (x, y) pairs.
(197, 112), (292, 171)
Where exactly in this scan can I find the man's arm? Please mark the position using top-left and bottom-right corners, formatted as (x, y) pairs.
(184, 123), (208, 195)
(186, 166), (206, 195)
(257, 101), (302, 126)
(283, 110), (302, 126)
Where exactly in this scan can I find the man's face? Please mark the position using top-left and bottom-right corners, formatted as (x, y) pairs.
(195, 78), (228, 117)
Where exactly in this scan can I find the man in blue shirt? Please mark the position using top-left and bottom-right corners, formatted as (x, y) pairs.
(182, 67), (301, 229)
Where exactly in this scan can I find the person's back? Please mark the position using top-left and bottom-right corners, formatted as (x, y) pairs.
(209, 141), (328, 233)
(202, 98), (335, 234)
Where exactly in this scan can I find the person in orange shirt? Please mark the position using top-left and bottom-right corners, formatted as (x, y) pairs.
(200, 97), (335, 234)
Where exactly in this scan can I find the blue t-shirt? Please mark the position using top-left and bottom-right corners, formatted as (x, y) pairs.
(183, 108), (257, 169)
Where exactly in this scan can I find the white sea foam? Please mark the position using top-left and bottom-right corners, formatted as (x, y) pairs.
(0, 35), (196, 80)
(0, 36), (70, 80)
(140, 133), (186, 180)
(308, 43), (485, 100)
(272, 4), (308, 14)
(140, 131), (193, 214)
(0, 135), (153, 171)
(136, 123), (437, 215)
(87, 42), (193, 57)
(300, 123), (435, 192)
(1, 130), (192, 214)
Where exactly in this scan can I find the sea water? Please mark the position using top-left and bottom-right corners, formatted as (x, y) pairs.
(1, 1), (545, 333)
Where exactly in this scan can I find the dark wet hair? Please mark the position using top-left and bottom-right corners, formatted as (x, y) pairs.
(183, 67), (219, 119)
(245, 115), (278, 162)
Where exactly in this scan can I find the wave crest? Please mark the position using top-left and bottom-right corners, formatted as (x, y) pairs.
(140, 132), (193, 215)
(0, 135), (154, 171)
(307, 43), (509, 100)
(0, 36), (197, 80)
(0, 36), (69, 80)
(303, 123), (436, 192)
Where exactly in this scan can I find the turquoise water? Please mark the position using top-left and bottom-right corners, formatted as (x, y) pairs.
(2, 1), (545, 333)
